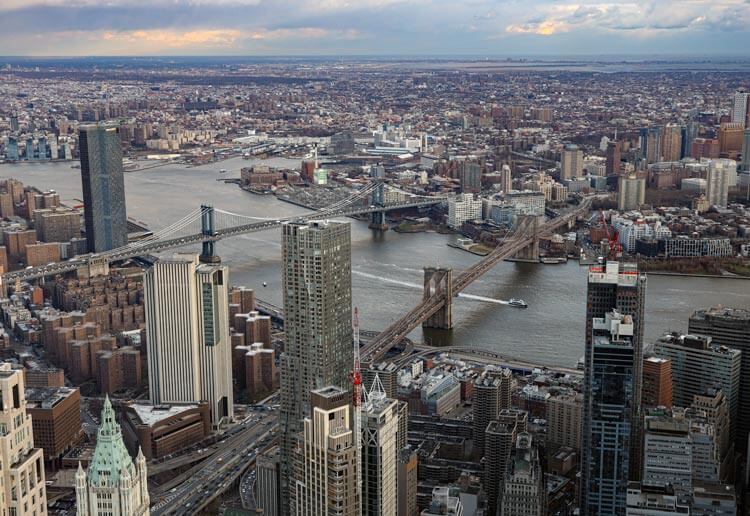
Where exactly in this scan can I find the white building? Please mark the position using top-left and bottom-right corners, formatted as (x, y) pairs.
(75, 397), (149, 516)
(618, 175), (645, 211)
(706, 159), (735, 208)
(0, 363), (48, 516)
(145, 254), (233, 427)
(421, 486), (464, 516)
(447, 193), (482, 229)
(731, 90), (749, 125)
(504, 191), (545, 216)
(500, 433), (545, 516)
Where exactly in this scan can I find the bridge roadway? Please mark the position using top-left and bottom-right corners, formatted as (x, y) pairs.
(361, 198), (592, 363)
(3, 198), (442, 283)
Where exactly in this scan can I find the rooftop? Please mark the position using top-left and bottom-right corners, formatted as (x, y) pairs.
(128, 402), (202, 426)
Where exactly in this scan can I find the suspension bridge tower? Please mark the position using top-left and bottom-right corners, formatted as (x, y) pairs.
(422, 267), (453, 329)
(368, 181), (389, 231)
(199, 204), (221, 263)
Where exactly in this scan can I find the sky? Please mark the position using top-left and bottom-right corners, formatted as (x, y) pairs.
(1, 0), (749, 57)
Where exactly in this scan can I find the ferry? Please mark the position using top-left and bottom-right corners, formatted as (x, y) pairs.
(508, 298), (528, 308)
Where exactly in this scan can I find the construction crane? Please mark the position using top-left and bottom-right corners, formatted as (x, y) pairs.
(599, 209), (622, 260)
(349, 307), (364, 514)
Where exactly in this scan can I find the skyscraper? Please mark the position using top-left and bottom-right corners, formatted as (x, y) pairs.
(79, 124), (127, 252)
(582, 309), (638, 516)
(581, 262), (646, 515)
(500, 433), (545, 516)
(640, 126), (662, 164)
(606, 141), (621, 177)
(0, 363), (48, 516)
(617, 175), (645, 211)
(75, 397), (150, 516)
(688, 307), (750, 452)
(706, 160), (732, 208)
(472, 368), (512, 456)
(144, 253), (233, 427)
(560, 144), (583, 181)
(500, 163), (512, 193)
(484, 409), (527, 515)
(731, 90), (749, 126)
(741, 129), (750, 172)
(279, 220), (352, 507)
(361, 379), (399, 516)
(290, 386), (359, 516)
(661, 124), (683, 162)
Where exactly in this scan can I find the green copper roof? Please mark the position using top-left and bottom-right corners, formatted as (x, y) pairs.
(87, 396), (136, 486)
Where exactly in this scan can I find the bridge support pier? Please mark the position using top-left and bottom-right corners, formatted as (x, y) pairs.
(512, 215), (541, 262)
(199, 204), (221, 264)
(423, 267), (453, 330)
(368, 181), (389, 230)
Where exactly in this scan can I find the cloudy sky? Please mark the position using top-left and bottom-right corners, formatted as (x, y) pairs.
(1, 0), (749, 56)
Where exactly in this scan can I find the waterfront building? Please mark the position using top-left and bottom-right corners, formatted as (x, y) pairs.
(79, 124), (127, 252)
(447, 193), (482, 229)
(290, 386), (359, 516)
(560, 144), (583, 180)
(688, 307), (750, 452)
(279, 220), (352, 509)
(652, 333), (740, 443)
(582, 307), (639, 516)
(75, 397), (149, 516)
(144, 253), (233, 427)
(0, 363), (48, 516)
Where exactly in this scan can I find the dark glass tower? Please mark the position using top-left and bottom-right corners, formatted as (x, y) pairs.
(581, 262), (646, 516)
(79, 124), (127, 252)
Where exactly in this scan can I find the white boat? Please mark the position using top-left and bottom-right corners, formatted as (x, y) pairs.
(219, 168), (228, 174)
(508, 298), (528, 308)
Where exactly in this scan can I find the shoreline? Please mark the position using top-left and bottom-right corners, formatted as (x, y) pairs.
(644, 271), (750, 280)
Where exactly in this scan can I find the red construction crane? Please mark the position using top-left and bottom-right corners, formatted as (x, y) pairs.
(599, 209), (622, 260)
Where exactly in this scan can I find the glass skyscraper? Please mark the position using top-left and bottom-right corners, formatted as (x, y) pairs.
(79, 124), (127, 252)
(581, 262), (646, 516)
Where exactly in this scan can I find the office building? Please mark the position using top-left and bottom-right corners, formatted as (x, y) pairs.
(290, 386), (359, 516)
(582, 262), (646, 502)
(397, 449), (418, 516)
(661, 124), (683, 162)
(422, 486), (463, 516)
(472, 368), (511, 456)
(642, 356), (672, 408)
(617, 175), (645, 211)
(447, 193), (482, 229)
(500, 163), (512, 193)
(560, 144), (583, 180)
(460, 162), (482, 193)
(742, 129), (750, 172)
(690, 389), (732, 483)
(361, 381), (399, 516)
(120, 402), (211, 460)
(0, 363), (48, 516)
(731, 90), (749, 126)
(279, 220), (352, 508)
(718, 122), (744, 155)
(625, 483), (690, 515)
(652, 333), (740, 443)
(546, 392), (582, 452)
(606, 141), (622, 176)
(692, 483), (736, 515)
(79, 124), (127, 252)
(144, 254), (233, 427)
(484, 410), (526, 516)
(582, 308), (639, 516)
(642, 415), (692, 489)
(640, 127), (663, 164)
(25, 386), (82, 467)
(688, 307), (750, 451)
(691, 138), (720, 160)
(499, 433), (545, 516)
(75, 397), (149, 516)
(256, 446), (282, 516)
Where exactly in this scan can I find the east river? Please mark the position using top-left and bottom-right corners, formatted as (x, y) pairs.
(2, 157), (749, 368)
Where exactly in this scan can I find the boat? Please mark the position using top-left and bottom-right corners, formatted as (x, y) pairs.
(508, 298), (528, 308)
(262, 282), (267, 287)
(219, 168), (228, 174)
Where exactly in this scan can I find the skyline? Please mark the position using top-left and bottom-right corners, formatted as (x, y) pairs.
(1, 0), (750, 57)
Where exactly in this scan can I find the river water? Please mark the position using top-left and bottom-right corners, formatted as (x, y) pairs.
(2, 157), (749, 368)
